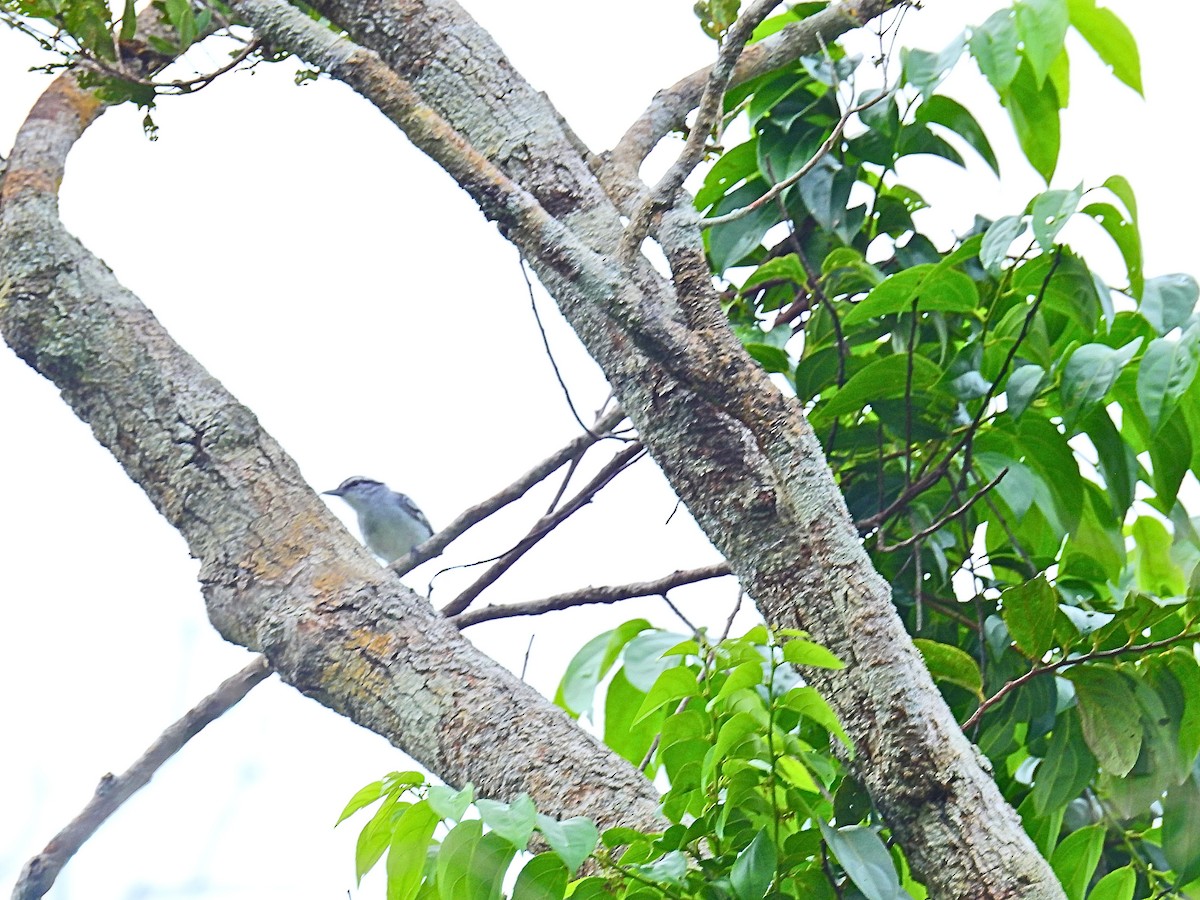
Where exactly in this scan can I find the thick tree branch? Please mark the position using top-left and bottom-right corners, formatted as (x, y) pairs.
(12, 657), (272, 900)
(451, 563), (732, 628)
(609, 0), (906, 174)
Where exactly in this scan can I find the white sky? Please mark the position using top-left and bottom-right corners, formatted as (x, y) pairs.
(0, 2), (1195, 898)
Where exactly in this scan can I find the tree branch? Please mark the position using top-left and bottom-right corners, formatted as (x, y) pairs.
(12, 657), (272, 900)
(440, 442), (647, 617)
(451, 562), (732, 628)
(391, 406), (627, 575)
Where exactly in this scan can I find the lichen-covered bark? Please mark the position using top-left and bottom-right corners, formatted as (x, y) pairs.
(0, 75), (662, 837)
(258, 2), (1065, 896)
(0, 1), (1068, 895)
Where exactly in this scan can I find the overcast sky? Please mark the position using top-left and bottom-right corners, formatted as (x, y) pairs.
(1, 2), (1195, 899)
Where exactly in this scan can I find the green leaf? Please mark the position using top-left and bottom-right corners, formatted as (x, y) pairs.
(386, 801), (440, 900)
(357, 796), (406, 884)
(534, 815), (598, 875)
(1137, 331), (1200, 434)
(1148, 409), (1191, 508)
(1087, 866), (1135, 900)
(1031, 708), (1097, 816)
(741, 254), (806, 292)
(731, 830), (777, 900)
(1065, 666), (1142, 776)
(1165, 772), (1200, 883)
(603, 669), (659, 770)
(1002, 60), (1061, 182)
(970, 8), (1021, 93)
(623, 629), (689, 691)
(782, 638), (845, 669)
(1166, 649), (1200, 768)
(901, 35), (966, 99)
(819, 823), (904, 900)
(476, 795), (537, 850)
(706, 179), (778, 271)
(436, 819), (483, 900)
(1000, 577), (1058, 660)
(338, 780), (385, 825)
(1104, 174), (1138, 223)
(980, 215), (1025, 276)
(118, 0), (136, 40)
(1059, 339), (1142, 423)
(1141, 274), (1199, 335)
(1081, 201), (1142, 297)
(916, 95), (999, 175)
(782, 686), (852, 749)
(1049, 823), (1105, 900)
(554, 620), (651, 717)
(427, 783), (473, 823)
(632, 666), (700, 725)
(1016, 0), (1069, 88)
(696, 141), (759, 211)
(1067, 0), (1142, 95)
(1031, 184), (1083, 250)
(511, 853), (567, 900)
(913, 639), (983, 699)
(1004, 364), (1047, 419)
(1132, 516), (1187, 597)
(843, 265), (979, 326)
(815, 354), (945, 423)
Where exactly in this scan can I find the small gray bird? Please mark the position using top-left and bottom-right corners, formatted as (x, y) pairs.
(322, 476), (434, 563)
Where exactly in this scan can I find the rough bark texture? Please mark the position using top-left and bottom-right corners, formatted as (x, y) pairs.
(0, 2), (1068, 897)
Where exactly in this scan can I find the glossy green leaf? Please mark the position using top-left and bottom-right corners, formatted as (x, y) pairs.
(843, 265), (979, 325)
(1081, 201), (1142, 297)
(706, 180), (777, 271)
(1164, 772), (1200, 884)
(969, 8), (1021, 93)
(742, 254), (806, 292)
(1167, 649), (1200, 767)
(901, 35), (966, 99)
(1004, 364), (1047, 419)
(604, 669), (659, 770)
(814, 354), (945, 423)
(1087, 866), (1135, 900)
(731, 830), (776, 900)
(1132, 516), (1187, 597)
(534, 815), (598, 875)
(980, 215), (1025, 275)
(436, 819), (483, 900)
(1148, 409), (1191, 508)
(782, 638), (845, 669)
(554, 619), (652, 717)
(1000, 577), (1057, 660)
(1031, 184), (1083, 250)
(1031, 708), (1097, 816)
(783, 686), (852, 749)
(1141, 274), (1199, 335)
(1049, 823), (1104, 900)
(357, 796), (406, 884)
(632, 666), (700, 725)
(476, 794), (537, 850)
(1002, 60), (1061, 182)
(338, 780), (385, 825)
(386, 801), (439, 900)
(916, 94), (999, 175)
(623, 629), (689, 691)
(1065, 666), (1142, 776)
(819, 823), (904, 900)
(510, 853), (568, 900)
(1016, 0), (1069, 88)
(427, 784), (473, 823)
(1137, 331), (1200, 434)
(1067, 0), (1142, 94)
(913, 639), (983, 699)
(1059, 338), (1141, 423)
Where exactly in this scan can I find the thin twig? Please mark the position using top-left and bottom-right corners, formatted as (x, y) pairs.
(961, 627), (1200, 732)
(662, 594), (701, 635)
(390, 407), (627, 575)
(703, 92), (886, 228)
(618, 0), (782, 261)
(856, 251), (1063, 534)
(519, 252), (597, 436)
(876, 468), (1007, 553)
(451, 563), (732, 628)
(12, 657), (272, 900)
(440, 443), (647, 617)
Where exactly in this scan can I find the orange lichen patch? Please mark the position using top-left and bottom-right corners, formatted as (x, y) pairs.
(242, 513), (326, 579)
(0, 168), (61, 201)
(345, 628), (400, 660)
(33, 78), (104, 128)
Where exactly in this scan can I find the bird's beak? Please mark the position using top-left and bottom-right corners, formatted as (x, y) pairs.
(322, 488), (341, 496)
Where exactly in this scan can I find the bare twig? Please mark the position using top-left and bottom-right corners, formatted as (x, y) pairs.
(962, 628), (1200, 733)
(519, 252), (598, 437)
(702, 92), (885, 228)
(876, 470), (1007, 554)
(12, 657), (272, 900)
(390, 407), (627, 575)
(451, 564), (731, 628)
(79, 36), (261, 94)
(440, 443), (647, 617)
(618, 0), (782, 261)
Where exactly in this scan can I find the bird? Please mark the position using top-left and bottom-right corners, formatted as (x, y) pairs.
(322, 476), (434, 563)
